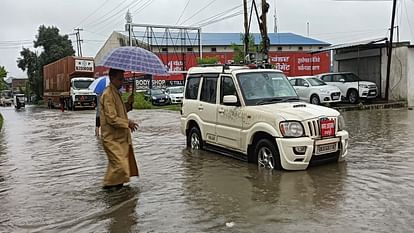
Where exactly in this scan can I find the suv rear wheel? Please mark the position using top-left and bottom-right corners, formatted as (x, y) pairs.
(187, 127), (203, 150)
(254, 139), (281, 170)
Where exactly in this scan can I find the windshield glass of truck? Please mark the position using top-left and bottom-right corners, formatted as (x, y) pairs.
(237, 72), (298, 105)
(73, 80), (93, 89)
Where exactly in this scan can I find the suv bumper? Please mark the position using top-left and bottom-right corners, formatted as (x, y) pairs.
(276, 130), (349, 170)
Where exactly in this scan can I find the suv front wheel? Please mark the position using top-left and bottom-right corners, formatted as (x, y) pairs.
(187, 127), (203, 150)
(254, 139), (282, 170)
(347, 89), (359, 104)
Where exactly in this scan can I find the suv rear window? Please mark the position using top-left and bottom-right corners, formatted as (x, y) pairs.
(200, 77), (217, 104)
(185, 76), (201, 99)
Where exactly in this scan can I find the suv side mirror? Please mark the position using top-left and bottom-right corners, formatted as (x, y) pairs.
(223, 95), (238, 105)
(304, 82), (309, 87)
(339, 79), (345, 82)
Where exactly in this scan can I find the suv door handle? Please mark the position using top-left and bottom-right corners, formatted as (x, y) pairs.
(198, 105), (204, 110)
(218, 109), (224, 114)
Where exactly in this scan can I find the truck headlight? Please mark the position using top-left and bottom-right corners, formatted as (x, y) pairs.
(338, 115), (345, 131)
(279, 121), (304, 137)
(359, 84), (368, 88)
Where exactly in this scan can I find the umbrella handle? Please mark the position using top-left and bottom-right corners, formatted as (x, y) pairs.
(132, 78), (136, 95)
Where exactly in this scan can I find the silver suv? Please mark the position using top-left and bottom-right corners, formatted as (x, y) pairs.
(180, 65), (349, 170)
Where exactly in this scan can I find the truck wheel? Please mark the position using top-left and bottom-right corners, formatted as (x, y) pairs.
(186, 127), (203, 150)
(348, 89), (359, 104)
(310, 94), (320, 105)
(254, 138), (282, 170)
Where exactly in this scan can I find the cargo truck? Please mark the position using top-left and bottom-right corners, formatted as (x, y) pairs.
(43, 56), (96, 110)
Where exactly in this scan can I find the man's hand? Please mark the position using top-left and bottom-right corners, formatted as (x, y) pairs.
(128, 120), (139, 132)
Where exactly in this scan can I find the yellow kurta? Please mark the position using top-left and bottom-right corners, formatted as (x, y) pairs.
(100, 84), (139, 186)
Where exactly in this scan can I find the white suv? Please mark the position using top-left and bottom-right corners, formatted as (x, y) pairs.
(180, 65), (349, 170)
(316, 72), (378, 104)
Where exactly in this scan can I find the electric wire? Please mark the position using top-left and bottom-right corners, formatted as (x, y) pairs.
(176, 0), (192, 25)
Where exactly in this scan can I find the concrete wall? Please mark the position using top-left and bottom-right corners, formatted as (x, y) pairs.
(381, 47), (408, 101)
(407, 48), (414, 106)
(94, 32), (123, 65)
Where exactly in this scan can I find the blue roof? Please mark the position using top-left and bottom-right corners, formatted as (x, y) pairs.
(201, 33), (330, 46)
(119, 31), (330, 46)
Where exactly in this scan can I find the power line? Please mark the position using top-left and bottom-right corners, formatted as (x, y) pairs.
(190, 3), (243, 26)
(176, 0), (192, 25)
(91, 0), (147, 34)
(94, 0), (155, 35)
(73, 0), (111, 28)
(180, 0), (219, 25)
(85, 0), (136, 28)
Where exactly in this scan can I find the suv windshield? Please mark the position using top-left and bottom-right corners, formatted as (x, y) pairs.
(73, 80), (93, 89)
(237, 72), (298, 105)
(308, 78), (326, 86)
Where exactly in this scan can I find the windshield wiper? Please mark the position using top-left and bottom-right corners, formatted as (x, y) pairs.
(256, 98), (283, 105)
(281, 97), (300, 102)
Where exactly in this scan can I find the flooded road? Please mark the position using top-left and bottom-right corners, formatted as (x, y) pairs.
(0, 106), (413, 232)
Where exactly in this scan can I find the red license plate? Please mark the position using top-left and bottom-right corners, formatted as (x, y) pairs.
(320, 119), (335, 137)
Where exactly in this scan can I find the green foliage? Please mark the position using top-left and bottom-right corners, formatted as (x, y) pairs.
(0, 66), (8, 91)
(17, 25), (75, 100)
(121, 92), (181, 111)
(196, 56), (220, 65)
(231, 34), (258, 64)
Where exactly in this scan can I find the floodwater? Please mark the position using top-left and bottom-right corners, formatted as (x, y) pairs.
(0, 106), (413, 233)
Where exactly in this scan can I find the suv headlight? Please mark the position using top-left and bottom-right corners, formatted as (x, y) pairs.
(279, 121), (304, 137)
(338, 115), (345, 131)
(359, 84), (368, 88)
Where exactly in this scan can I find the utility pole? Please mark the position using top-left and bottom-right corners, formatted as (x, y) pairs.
(385, 0), (397, 101)
(74, 28), (83, 57)
(260, 0), (270, 63)
(243, 0), (249, 62)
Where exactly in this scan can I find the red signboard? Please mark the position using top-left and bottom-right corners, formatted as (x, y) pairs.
(95, 51), (331, 83)
(320, 119), (336, 138)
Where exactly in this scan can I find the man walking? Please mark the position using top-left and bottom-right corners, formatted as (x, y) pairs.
(100, 68), (139, 189)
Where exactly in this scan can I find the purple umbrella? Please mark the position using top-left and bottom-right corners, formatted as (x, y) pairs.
(99, 46), (168, 75)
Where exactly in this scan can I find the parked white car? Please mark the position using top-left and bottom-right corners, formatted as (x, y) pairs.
(181, 65), (349, 171)
(165, 86), (184, 104)
(315, 72), (378, 104)
(288, 76), (342, 105)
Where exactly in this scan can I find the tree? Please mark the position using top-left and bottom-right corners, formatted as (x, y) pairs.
(17, 25), (75, 100)
(196, 56), (220, 65)
(231, 34), (257, 64)
(0, 66), (8, 90)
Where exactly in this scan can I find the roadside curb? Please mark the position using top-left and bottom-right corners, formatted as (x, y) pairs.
(333, 101), (407, 112)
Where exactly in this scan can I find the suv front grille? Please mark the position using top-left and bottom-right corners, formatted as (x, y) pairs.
(368, 85), (377, 89)
(305, 117), (337, 138)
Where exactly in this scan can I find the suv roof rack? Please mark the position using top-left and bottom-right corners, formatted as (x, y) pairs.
(197, 64), (247, 73)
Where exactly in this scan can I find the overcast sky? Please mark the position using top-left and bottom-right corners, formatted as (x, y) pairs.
(1, 0), (413, 78)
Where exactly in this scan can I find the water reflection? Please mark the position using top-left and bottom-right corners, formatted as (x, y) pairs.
(181, 149), (347, 232)
(0, 107), (414, 232)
